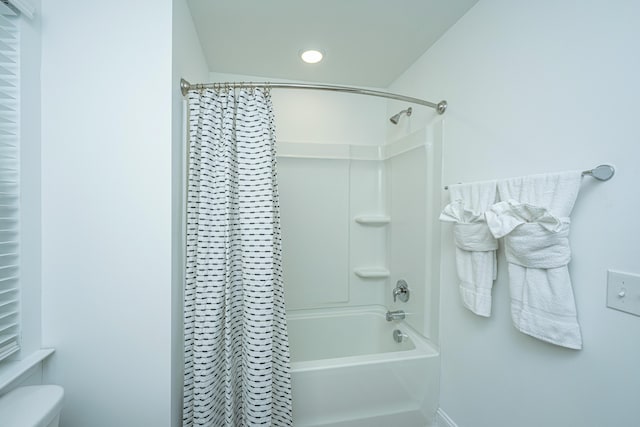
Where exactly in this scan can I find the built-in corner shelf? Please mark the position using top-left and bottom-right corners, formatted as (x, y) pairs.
(354, 268), (390, 279)
(354, 216), (390, 226)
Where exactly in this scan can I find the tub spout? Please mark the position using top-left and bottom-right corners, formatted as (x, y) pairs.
(386, 310), (405, 321)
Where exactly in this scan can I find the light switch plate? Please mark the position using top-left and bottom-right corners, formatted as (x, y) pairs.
(607, 270), (640, 317)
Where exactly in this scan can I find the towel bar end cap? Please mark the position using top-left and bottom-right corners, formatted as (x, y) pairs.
(586, 164), (615, 181)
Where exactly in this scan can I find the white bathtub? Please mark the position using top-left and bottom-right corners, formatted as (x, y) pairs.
(287, 306), (440, 427)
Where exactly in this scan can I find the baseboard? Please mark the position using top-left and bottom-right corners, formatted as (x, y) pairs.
(436, 408), (458, 427)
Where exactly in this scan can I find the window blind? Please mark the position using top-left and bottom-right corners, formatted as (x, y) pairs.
(0, 1), (20, 362)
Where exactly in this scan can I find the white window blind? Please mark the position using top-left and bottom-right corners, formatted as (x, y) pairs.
(0, 1), (20, 362)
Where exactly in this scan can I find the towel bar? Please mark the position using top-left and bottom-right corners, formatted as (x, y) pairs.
(443, 164), (615, 190)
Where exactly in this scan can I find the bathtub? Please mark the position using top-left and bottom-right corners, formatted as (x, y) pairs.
(287, 306), (440, 427)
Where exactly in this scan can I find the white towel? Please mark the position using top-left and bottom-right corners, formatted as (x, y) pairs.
(486, 171), (583, 349)
(440, 181), (498, 317)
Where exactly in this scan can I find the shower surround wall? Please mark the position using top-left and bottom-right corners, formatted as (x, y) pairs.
(278, 157), (388, 309)
(209, 73), (441, 339)
(385, 127), (442, 340)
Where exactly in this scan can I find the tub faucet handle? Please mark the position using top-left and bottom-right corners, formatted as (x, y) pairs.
(386, 310), (406, 321)
(393, 280), (410, 303)
(393, 329), (409, 343)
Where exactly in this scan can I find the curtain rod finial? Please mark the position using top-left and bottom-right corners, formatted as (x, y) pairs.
(180, 78), (191, 97)
(437, 100), (447, 115)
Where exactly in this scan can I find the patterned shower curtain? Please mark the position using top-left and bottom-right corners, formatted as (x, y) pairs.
(183, 87), (293, 426)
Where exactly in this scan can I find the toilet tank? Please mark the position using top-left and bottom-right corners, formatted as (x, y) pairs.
(0, 385), (64, 427)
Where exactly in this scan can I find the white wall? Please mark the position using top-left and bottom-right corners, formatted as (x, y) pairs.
(389, 0), (640, 426)
(385, 125), (443, 340)
(41, 1), (175, 426)
(171, 1), (209, 426)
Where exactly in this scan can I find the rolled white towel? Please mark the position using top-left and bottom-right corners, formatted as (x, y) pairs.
(440, 182), (498, 317)
(486, 200), (571, 269)
(489, 171), (583, 350)
(454, 222), (499, 252)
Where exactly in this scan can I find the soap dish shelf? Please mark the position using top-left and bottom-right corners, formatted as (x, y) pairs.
(354, 216), (390, 226)
(354, 268), (390, 279)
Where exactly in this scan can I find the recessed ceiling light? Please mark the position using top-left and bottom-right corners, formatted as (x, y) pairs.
(300, 49), (324, 64)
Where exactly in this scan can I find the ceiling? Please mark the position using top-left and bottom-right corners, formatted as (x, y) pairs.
(186, 0), (478, 88)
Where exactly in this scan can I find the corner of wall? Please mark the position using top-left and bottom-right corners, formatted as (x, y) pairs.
(171, 1), (210, 426)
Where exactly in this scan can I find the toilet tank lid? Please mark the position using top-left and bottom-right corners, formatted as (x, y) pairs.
(0, 385), (64, 425)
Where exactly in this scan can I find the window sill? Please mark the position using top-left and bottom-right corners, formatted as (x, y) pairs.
(0, 349), (55, 392)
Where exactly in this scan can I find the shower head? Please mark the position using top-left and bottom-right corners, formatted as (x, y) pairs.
(389, 107), (412, 124)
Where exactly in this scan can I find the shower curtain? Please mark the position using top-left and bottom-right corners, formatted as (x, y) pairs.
(183, 87), (293, 426)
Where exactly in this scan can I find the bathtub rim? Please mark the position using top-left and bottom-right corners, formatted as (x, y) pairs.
(287, 305), (439, 372)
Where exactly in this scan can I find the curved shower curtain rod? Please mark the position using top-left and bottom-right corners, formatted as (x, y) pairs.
(180, 78), (447, 115)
